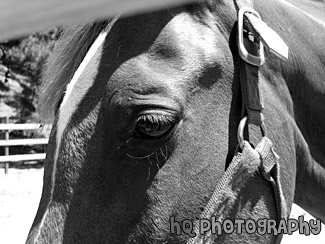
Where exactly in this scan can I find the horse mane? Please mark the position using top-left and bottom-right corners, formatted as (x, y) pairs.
(38, 19), (114, 122)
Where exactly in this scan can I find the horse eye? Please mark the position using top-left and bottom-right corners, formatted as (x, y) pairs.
(134, 114), (174, 139)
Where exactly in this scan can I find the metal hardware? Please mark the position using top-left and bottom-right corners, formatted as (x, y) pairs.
(237, 7), (265, 66)
(237, 116), (266, 149)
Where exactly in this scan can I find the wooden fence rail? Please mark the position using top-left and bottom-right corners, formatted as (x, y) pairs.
(0, 118), (51, 174)
(1, 0), (196, 42)
(0, 138), (48, 147)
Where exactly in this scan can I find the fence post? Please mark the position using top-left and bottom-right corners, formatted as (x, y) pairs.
(4, 116), (9, 174)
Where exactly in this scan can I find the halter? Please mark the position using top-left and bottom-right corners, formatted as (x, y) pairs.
(187, 0), (289, 243)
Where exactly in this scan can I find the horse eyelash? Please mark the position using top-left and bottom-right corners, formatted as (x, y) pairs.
(136, 113), (175, 125)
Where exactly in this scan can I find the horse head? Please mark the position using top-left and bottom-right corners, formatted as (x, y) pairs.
(27, 0), (325, 243)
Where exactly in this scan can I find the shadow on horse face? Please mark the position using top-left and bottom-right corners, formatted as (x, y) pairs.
(28, 0), (325, 242)
(27, 5), (241, 243)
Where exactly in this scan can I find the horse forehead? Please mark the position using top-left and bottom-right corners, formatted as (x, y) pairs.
(108, 13), (226, 94)
(149, 13), (221, 64)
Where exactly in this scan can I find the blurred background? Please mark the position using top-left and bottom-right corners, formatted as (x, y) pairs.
(0, 29), (60, 169)
(0, 28), (60, 120)
(0, 29), (58, 243)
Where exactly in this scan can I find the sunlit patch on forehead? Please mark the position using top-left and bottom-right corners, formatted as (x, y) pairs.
(146, 12), (220, 72)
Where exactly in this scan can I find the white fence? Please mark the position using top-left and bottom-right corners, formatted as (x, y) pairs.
(0, 118), (50, 174)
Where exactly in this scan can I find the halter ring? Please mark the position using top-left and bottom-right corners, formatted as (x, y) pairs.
(237, 116), (266, 149)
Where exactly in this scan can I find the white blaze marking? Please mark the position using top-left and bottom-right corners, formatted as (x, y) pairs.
(53, 29), (107, 191)
(34, 23), (113, 240)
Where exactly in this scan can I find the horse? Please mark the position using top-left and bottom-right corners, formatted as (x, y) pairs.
(26, 0), (325, 243)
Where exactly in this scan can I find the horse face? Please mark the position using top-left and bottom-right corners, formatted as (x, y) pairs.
(28, 4), (240, 244)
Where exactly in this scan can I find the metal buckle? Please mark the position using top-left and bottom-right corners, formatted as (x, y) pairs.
(237, 116), (266, 149)
(237, 7), (265, 66)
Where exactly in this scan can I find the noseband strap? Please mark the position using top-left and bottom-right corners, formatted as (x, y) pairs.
(187, 138), (285, 244)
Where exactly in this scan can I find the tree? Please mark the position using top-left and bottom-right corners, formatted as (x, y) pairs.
(0, 28), (61, 119)
(0, 28), (61, 85)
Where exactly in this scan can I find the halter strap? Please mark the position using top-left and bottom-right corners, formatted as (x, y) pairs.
(234, 1), (289, 242)
(234, 0), (288, 130)
(187, 138), (286, 244)
(233, 0), (253, 10)
(186, 1), (289, 243)
(236, 0), (265, 128)
(234, 5), (289, 241)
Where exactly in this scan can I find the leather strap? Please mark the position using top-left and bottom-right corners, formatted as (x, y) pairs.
(234, 1), (288, 243)
(238, 36), (264, 126)
(234, 0), (265, 127)
(233, 0), (253, 12)
(185, 2), (289, 244)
